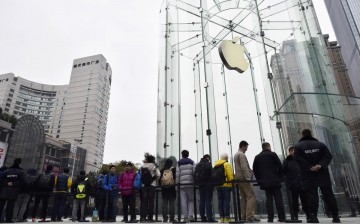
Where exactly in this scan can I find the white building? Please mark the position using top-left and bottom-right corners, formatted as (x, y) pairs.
(0, 54), (112, 172)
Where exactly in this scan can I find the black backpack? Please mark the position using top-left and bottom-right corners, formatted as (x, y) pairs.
(37, 173), (52, 189)
(211, 162), (226, 186)
(140, 167), (154, 186)
(194, 162), (211, 185)
(23, 174), (36, 189)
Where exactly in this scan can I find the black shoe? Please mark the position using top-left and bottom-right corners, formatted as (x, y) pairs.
(307, 218), (319, 223)
(332, 217), (341, 223)
(200, 217), (207, 222)
(163, 218), (168, 223)
(128, 219), (138, 223)
(169, 219), (176, 223)
(208, 219), (217, 223)
(277, 219), (285, 223)
(147, 219), (155, 223)
(140, 218), (146, 223)
(122, 219), (129, 222)
(267, 220), (273, 223)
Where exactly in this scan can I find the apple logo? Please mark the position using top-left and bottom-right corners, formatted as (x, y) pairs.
(218, 36), (249, 73)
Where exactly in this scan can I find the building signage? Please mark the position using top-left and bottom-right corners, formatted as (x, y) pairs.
(0, 142), (8, 167)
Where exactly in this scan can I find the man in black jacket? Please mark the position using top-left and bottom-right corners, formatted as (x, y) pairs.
(283, 146), (307, 220)
(295, 129), (340, 223)
(0, 158), (25, 223)
(194, 154), (215, 222)
(253, 142), (285, 222)
(32, 165), (55, 222)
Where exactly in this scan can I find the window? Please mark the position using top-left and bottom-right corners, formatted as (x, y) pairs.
(87, 62), (90, 65)
(73, 64), (77, 68)
(4, 108), (9, 112)
(10, 89), (14, 93)
(82, 63), (86, 66)
(6, 103), (10, 107)
(56, 135), (59, 138)
(96, 60), (99, 64)
(57, 130), (60, 133)
(78, 64), (81, 67)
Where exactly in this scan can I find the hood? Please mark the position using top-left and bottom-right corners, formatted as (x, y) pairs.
(143, 162), (156, 171)
(163, 158), (173, 170)
(214, 159), (227, 167)
(178, 158), (194, 166)
(299, 136), (318, 142)
(10, 164), (23, 169)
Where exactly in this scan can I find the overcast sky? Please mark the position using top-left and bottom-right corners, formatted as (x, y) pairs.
(0, 0), (336, 164)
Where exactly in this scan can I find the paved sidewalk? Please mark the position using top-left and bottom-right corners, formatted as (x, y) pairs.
(32, 217), (360, 223)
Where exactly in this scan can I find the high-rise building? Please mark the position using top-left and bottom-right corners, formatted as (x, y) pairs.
(324, 34), (360, 160)
(324, 0), (360, 97)
(0, 54), (112, 172)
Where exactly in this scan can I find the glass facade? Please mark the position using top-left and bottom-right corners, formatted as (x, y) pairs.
(157, 0), (360, 210)
(5, 115), (45, 171)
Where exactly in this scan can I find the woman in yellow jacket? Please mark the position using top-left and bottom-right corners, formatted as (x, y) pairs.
(214, 153), (234, 222)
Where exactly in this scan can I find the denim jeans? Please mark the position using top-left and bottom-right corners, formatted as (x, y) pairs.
(105, 191), (118, 220)
(217, 187), (231, 218)
(199, 186), (213, 220)
(72, 199), (85, 221)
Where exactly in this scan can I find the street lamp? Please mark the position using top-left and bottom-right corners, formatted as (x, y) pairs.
(71, 138), (82, 179)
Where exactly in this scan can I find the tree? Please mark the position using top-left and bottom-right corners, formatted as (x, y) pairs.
(99, 160), (137, 175)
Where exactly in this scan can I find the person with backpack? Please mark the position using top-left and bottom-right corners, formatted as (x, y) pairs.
(214, 153), (234, 223)
(234, 140), (257, 222)
(0, 158), (25, 223)
(32, 164), (55, 222)
(71, 171), (91, 222)
(118, 162), (136, 222)
(176, 150), (195, 222)
(139, 153), (160, 223)
(194, 154), (215, 222)
(95, 170), (108, 221)
(52, 167), (72, 222)
(159, 158), (176, 222)
(12, 168), (37, 222)
(253, 142), (286, 223)
(102, 165), (119, 222)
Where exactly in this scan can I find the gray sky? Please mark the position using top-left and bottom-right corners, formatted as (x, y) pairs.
(0, 0), (336, 164)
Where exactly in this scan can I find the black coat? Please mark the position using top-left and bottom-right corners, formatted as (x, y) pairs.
(194, 158), (212, 186)
(0, 165), (25, 200)
(159, 167), (176, 199)
(283, 155), (304, 191)
(295, 136), (333, 187)
(253, 150), (283, 190)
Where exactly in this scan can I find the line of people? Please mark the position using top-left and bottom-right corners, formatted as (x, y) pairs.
(0, 128), (343, 223)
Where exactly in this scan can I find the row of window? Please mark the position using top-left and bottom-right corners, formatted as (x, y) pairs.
(0, 78), (9, 82)
(73, 60), (100, 68)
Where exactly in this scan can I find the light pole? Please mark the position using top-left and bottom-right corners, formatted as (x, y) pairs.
(71, 138), (82, 179)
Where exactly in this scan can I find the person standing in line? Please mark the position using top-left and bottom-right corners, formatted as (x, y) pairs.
(52, 168), (72, 222)
(0, 158), (25, 223)
(102, 165), (119, 222)
(283, 146), (308, 220)
(159, 158), (176, 222)
(140, 153), (160, 223)
(253, 142), (286, 223)
(176, 150), (196, 223)
(194, 154), (215, 222)
(233, 141), (258, 222)
(12, 168), (37, 222)
(119, 162), (136, 222)
(95, 170), (108, 221)
(214, 153), (234, 223)
(71, 171), (90, 222)
(32, 164), (55, 222)
(295, 129), (340, 223)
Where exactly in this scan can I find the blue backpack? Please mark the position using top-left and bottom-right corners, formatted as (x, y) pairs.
(134, 170), (142, 190)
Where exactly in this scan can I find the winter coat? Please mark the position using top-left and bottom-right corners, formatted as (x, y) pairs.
(194, 158), (212, 186)
(234, 150), (252, 181)
(141, 163), (160, 187)
(102, 173), (119, 195)
(34, 171), (56, 193)
(214, 159), (234, 188)
(176, 158), (195, 188)
(118, 170), (136, 196)
(71, 174), (92, 199)
(159, 167), (176, 199)
(295, 136), (333, 187)
(283, 155), (304, 191)
(55, 173), (72, 193)
(0, 165), (25, 200)
(253, 150), (283, 190)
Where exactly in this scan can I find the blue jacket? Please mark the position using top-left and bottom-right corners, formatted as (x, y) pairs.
(102, 173), (118, 192)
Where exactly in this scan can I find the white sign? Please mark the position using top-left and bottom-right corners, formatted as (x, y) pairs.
(0, 142), (8, 167)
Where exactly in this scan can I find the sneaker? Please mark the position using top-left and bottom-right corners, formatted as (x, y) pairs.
(147, 219), (155, 223)
(220, 218), (224, 223)
(267, 220), (273, 223)
(332, 217), (341, 223)
(182, 218), (189, 223)
(32, 218), (36, 223)
(163, 218), (168, 223)
(223, 217), (230, 222)
(122, 219), (129, 222)
(169, 219), (176, 223)
(128, 218), (138, 223)
(140, 218), (146, 223)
